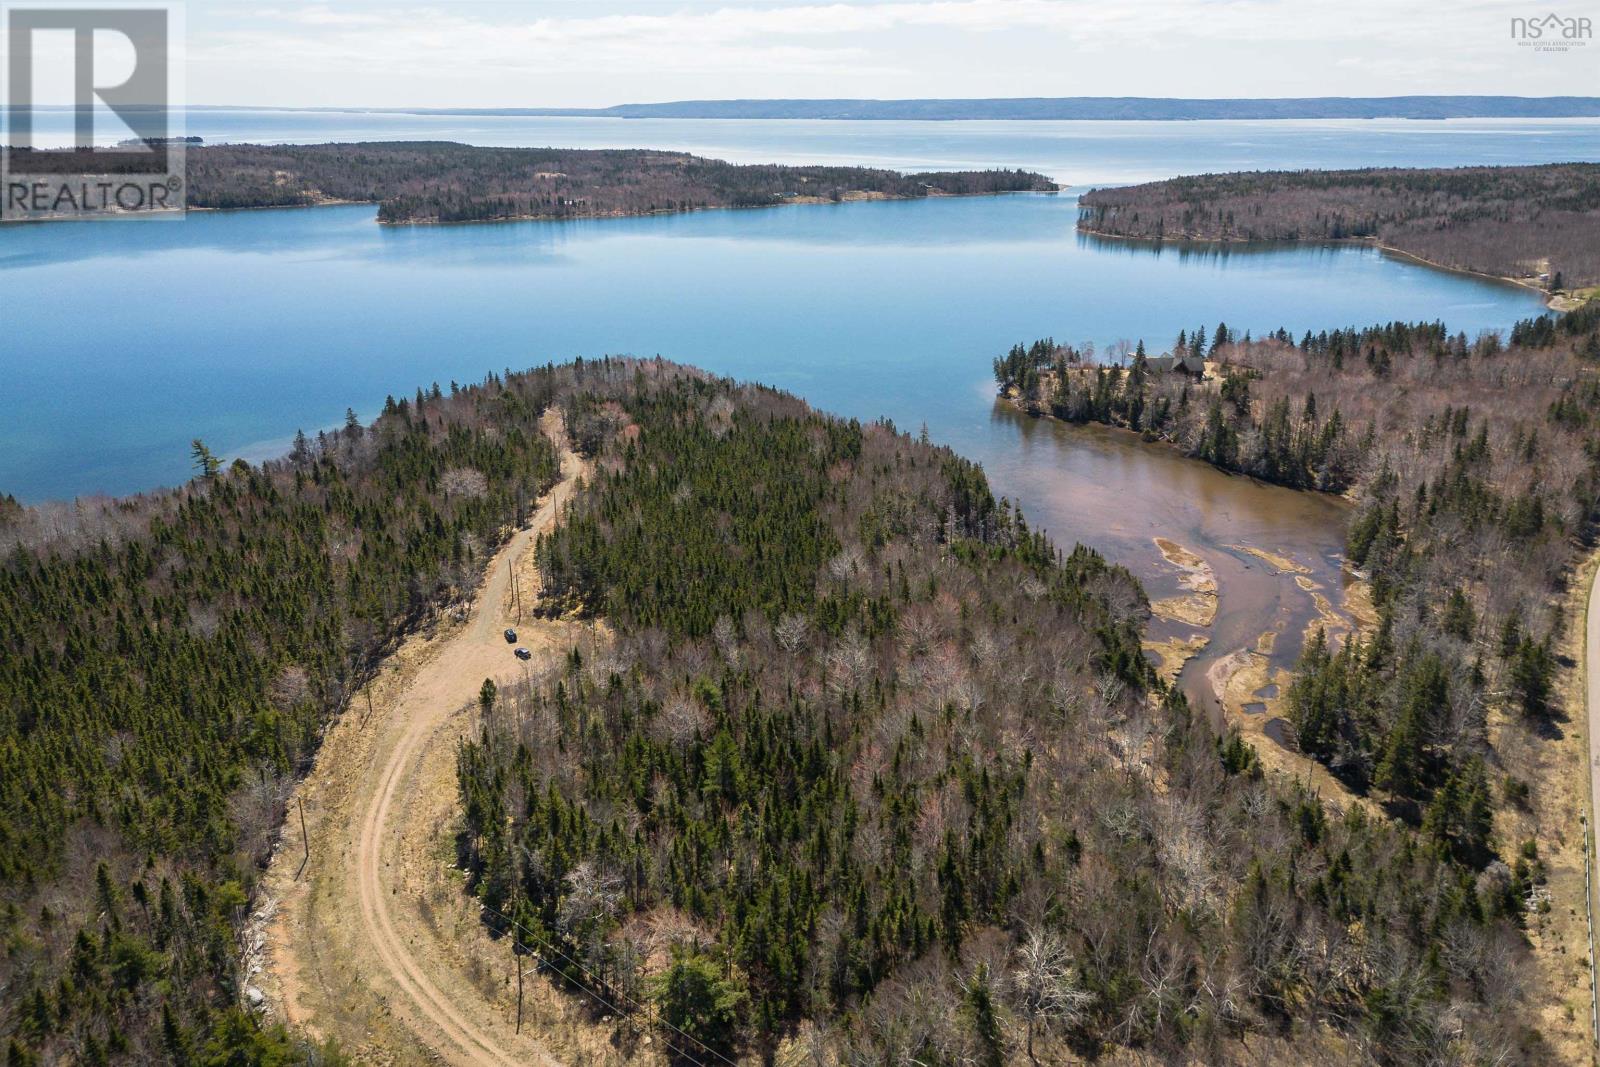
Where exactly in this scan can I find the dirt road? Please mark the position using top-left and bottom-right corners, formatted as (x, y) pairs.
(1587, 558), (1600, 1052)
(1590, 562), (1600, 851)
(256, 412), (590, 1065)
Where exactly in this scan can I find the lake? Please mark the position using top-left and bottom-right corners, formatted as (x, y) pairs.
(0, 117), (1585, 711)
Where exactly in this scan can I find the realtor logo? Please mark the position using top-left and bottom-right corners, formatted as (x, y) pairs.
(1510, 11), (1592, 50)
(2, 3), (187, 220)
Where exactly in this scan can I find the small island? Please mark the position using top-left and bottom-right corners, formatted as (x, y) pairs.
(1077, 163), (1600, 305)
(181, 141), (1058, 224)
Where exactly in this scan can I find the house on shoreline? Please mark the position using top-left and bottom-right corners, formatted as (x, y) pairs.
(1142, 352), (1206, 379)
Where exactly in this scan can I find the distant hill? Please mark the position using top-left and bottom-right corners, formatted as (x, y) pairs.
(240, 96), (1600, 121)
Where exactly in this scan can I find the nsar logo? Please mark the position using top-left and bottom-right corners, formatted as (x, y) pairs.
(1510, 11), (1592, 50)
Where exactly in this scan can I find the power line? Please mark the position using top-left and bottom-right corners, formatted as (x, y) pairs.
(483, 897), (733, 1067)
(476, 896), (740, 1067)
(487, 900), (663, 1055)
(506, 927), (643, 1048)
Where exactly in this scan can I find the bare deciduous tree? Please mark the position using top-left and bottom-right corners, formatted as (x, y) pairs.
(441, 466), (488, 499)
(775, 612), (811, 653)
(1012, 927), (1094, 1061)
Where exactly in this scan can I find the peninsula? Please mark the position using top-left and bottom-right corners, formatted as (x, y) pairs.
(180, 141), (1057, 223)
(1077, 163), (1600, 300)
(7, 351), (1581, 1064)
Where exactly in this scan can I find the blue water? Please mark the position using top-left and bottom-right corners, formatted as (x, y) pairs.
(0, 113), (1581, 608)
(4, 114), (1579, 717)
(0, 191), (1548, 507)
(14, 109), (1600, 185)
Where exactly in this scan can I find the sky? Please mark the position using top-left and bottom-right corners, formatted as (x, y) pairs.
(17, 0), (1600, 108)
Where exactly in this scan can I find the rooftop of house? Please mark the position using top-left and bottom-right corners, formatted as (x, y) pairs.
(1143, 352), (1204, 374)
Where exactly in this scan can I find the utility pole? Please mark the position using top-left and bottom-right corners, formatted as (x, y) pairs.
(510, 875), (525, 1034)
(510, 560), (523, 623)
(295, 797), (309, 880)
(515, 938), (524, 1034)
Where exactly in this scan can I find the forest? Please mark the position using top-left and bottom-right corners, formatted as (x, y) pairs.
(994, 302), (1600, 840)
(179, 142), (1056, 223)
(0, 373), (566, 1063)
(456, 361), (1550, 1065)
(1076, 165), (1600, 290)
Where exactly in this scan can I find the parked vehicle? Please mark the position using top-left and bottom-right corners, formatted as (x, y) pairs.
(514, 647), (532, 660)
(504, 628), (517, 643)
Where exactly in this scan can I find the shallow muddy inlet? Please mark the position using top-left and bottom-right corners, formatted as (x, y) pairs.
(983, 404), (1356, 739)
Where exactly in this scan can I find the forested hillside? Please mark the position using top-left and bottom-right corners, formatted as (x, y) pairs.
(179, 142), (1056, 223)
(994, 303), (1600, 837)
(0, 376), (563, 1063)
(1077, 165), (1600, 290)
(457, 363), (1546, 1065)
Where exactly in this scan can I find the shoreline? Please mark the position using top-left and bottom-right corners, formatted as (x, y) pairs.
(186, 196), (366, 214)
(1076, 225), (1573, 311)
(4, 185), (1054, 227)
(378, 185), (1052, 225)
(1000, 388), (1362, 504)
(182, 185), (1056, 227)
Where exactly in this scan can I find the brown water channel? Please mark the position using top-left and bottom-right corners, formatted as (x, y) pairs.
(984, 402), (1359, 744)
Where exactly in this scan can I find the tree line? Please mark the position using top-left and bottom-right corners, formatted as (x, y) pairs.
(179, 142), (1057, 224)
(457, 362), (1549, 1065)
